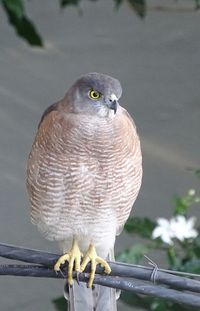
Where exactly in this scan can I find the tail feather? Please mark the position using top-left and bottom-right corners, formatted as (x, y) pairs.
(65, 283), (117, 311)
(64, 249), (117, 311)
(95, 285), (117, 311)
(65, 282), (94, 311)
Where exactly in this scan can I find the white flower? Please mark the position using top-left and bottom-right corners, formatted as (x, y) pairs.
(188, 189), (196, 196)
(170, 216), (198, 241)
(194, 197), (200, 203)
(152, 218), (174, 245)
(152, 215), (198, 245)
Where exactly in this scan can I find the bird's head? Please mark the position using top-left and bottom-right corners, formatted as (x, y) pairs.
(66, 72), (122, 117)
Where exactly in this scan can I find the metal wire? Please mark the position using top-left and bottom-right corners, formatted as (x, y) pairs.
(0, 242), (200, 308)
(1, 242), (199, 293)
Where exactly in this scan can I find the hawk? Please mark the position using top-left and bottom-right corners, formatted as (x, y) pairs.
(26, 73), (142, 310)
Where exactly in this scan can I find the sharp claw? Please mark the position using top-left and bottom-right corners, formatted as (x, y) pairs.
(54, 254), (70, 272)
(88, 278), (94, 288)
(87, 260), (95, 288)
(81, 245), (111, 288)
(75, 271), (80, 285)
(54, 239), (82, 285)
(103, 264), (111, 274)
(59, 269), (66, 278)
(68, 278), (73, 286)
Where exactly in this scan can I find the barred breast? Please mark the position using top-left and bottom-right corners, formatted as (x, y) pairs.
(27, 105), (142, 255)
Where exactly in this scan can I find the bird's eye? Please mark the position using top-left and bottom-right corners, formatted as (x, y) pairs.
(89, 89), (101, 100)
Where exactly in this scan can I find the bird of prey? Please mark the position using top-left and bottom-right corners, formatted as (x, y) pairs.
(26, 72), (142, 311)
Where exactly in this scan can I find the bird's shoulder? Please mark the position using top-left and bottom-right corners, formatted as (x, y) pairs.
(37, 100), (76, 132)
(38, 102), (60, 128)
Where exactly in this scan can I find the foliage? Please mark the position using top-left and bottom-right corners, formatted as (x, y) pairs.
(114, 0), (146, 17)
(60, 0), (81, 7)
(2, 0), (43, 46)
(116, 243), (150, 263)
(0, 0), (146, 47)
(118, 177), (200, 310)
(126, 0), (146, 18)
(120, 292), (193, 311)
(125, 217), (156, 238)
(3, 0), (199, 47)
(53, 296), (68, 311)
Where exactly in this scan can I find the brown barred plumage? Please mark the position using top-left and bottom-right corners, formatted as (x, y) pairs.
(26, 73), (142, 310)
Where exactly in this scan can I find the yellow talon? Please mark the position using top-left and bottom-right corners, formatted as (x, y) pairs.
(54, 239), (82, 286)
(80, 244), (111, 288)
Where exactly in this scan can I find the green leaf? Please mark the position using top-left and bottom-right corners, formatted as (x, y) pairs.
(150, 300), (193, 311)
(180, 258), (200, 274)
(2, 0), (43, 46)
(52, 296), (68, 311)
(60, 0), (80, 7)
(125, 217), (156, 238)
(127, 0), (146, 18)
(150, 299), (171, 311)
(121, 293), (193, 311)
(114, 0), (123, 9)
(2, 0), (24, 19)
(116, 243), (150, 264)
(167, 247), (182, 270)
(195, 0), (200, 9)
(173, 195), (188, 216)
(181, 232), (200, 259)
(193, 234), (200, 257)
(121, 291), (152, 309)
(195, 169), (200, 178)
(173, 189), (200, 216)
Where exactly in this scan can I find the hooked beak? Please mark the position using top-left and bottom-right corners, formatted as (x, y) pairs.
(107, 93), (118, 114)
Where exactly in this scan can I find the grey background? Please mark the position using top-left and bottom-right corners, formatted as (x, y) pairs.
(0, 0), (200, 310)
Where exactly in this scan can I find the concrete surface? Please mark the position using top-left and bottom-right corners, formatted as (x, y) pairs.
(0, 0), (200, 310)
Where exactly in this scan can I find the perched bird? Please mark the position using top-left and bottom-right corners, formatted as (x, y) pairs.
(26, 72), (142, 311)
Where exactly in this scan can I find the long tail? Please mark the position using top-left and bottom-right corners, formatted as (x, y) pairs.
(64, 250), (117, 311)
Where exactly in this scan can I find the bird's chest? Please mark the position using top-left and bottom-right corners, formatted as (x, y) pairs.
(61, 120), (135, 195)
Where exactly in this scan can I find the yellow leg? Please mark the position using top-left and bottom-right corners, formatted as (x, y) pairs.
(80, 244), (111, 288)
(54, 239), (82, 286)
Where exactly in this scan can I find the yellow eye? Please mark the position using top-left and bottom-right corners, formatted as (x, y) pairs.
(89, 89), (101, 100)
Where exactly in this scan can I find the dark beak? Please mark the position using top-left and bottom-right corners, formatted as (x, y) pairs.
(107, 94), (118, 114)
(109, 99), (118, 114)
